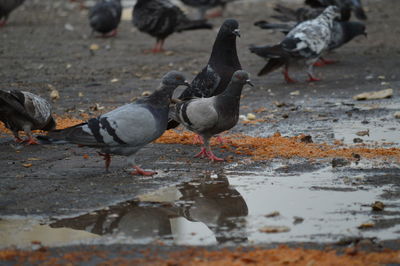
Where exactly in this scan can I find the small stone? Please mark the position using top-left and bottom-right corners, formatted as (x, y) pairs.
(259, 226), (290, 233)
(282, 114), (289, 119)
(265, 211), (280, 218)
(332, 158), (350, 168)
(371, 201), (385, 211)
(142, 91), (152, 96)
(353, 88), (393, 101)
(89, 44), (100, 51)
(293, 216), (304, 224)
(273, 101), (286, 107)
(358, 222), (374, 229)
(290, 90), (300, 96)
(247, 113), (256, 120)
(300, 135), (313, 143)
(353, 138), (363, 143)
(356, 130), (369, 136)
(50, 89), (60, 101)
(394, 112), (400, 119)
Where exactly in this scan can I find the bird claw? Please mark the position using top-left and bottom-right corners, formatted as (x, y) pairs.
(194, 147), (224, 162)
(307, 75), (321, 82)
(194, 147), (207, 158)
(130, 166), (157, 176)
(25, 138), (39, 145)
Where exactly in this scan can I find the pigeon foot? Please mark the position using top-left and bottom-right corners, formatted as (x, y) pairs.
(307, 75), (321, 82)
(101, 29), (117, 38)
(194, 147), (207, 158)
(283, 70), (297, 83)
(206, 150), (224, 162)
(14, 137), (24, 143)
(131, 166), (157, 176)
(25, 137), (39, 145)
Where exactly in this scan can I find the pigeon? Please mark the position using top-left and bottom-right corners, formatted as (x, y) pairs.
(249, 6), (340, 83)
(305, 0), (367, 20)
(0, 0), (25, 26)
(132, 0), (213, 53)
(89, 0), (122, 37)
(180, 0), (236, 19)
(41, 71), (189, 176)
(171, 70), (253, 162)
(167, 18), (241, 129)
(254, 20), (366, 65)
(0, 89), (56, 144)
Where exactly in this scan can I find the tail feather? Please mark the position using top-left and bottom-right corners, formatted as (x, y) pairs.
(249, 44), (287, 59)
(176, 20), (213, 32)
(257, 58), (286, 76)
(254, 20), (293, 34)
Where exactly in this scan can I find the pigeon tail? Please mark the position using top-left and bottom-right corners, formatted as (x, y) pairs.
(254, 21), (293, 34)
(257, 58), (286, 77)
(176, 19), (213, 32)
(36, 122), (87, 145)
(249, 44), (288, 59)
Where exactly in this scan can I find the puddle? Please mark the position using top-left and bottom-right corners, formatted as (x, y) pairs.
(1, 164), (399, 248)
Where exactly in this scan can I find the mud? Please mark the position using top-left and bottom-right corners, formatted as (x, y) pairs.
(0, 0), (400, 262)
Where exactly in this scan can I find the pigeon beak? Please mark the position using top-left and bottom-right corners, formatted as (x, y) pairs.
(246, 79), (254, 87)
(183, 80), (191, 87)
(232, 29), (240, 37)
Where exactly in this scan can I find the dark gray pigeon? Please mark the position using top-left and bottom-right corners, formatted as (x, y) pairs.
(167, 19), (241, 129)
(132, 0), (213, 53)
(171, 70), (253, 162)
(0, 0), (25, 26)
(42, 71), (189, 176)
(0, 89), (55, 144)
(89, 0), (122, 37)
(249, 6), (340, 83)
(180, 0), (236, 19)
(305, 0), (367, 20)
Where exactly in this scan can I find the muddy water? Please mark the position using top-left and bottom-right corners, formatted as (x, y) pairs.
(1, 160), (398, 248)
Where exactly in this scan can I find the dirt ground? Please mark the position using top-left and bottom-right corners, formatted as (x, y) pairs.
(1, 0), (400, 264)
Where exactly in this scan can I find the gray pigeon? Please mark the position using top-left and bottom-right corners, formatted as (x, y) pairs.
(305, 0), (367, 20)
(0, 89), (55, 144)
(167, 19), (241, 129)
(171, 70), (253, 162)
(254, 20), (366, 65)
(133, 0), (213, 53)
(180, 0), (236, 19)
(89, 0), (122, 37)
(249, 6), (340, 82)
(42, 71), (189, 176)
(0, 0), (25, 26)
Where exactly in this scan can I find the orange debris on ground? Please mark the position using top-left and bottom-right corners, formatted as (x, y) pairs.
(1, 246), (400, 265)
(156, 130), (400, 161)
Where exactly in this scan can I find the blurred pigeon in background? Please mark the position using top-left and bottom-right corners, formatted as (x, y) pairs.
(305, 0), (367, 20)
(0, 89), (55, 144)
(171, 70), (253, 161)
(40, 71), (189, 176)
(168, 19), (241, 129)
(180, 0), (236, 19)
(250, 6), (340, 82)
(133, 0), (213, 53)
(89, 0), (122, 37)
(0, 0), (25, 26)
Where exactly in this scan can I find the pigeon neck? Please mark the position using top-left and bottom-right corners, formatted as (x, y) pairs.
(209, 33), (240, 67)
(220, 81), (244, 100)
(143, 85), (175, 107)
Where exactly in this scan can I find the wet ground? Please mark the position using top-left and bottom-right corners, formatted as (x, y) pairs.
(1, 0), (400, 263)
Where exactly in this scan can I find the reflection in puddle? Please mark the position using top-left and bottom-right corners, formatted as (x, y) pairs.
(1, 165), (399, 248)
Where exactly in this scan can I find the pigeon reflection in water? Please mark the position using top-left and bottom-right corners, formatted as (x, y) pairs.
(50, 173), (248, 244)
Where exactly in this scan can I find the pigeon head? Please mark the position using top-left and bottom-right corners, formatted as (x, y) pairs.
(221, 19), (240, 38)
(322, 6), (341, 20)
(231, 70), (254, 87)
(161, 71), (190, 88)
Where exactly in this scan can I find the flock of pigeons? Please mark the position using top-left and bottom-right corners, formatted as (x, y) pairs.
(0, 0), (367, 175)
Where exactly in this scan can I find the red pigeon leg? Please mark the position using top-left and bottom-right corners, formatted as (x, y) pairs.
(25, 136), (39, 145)
(321, 57), (338, 65)
(307, 74), (321, 82)
(194, 147), (208, 158)
(193, 134), (204, 144)
(131, 166), (157, 176)
(98, 152), (112, 172)
(103, 29), (117, 38)
(283, 67), (297, 83)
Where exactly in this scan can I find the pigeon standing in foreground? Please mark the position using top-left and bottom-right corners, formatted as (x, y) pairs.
(249, 6), (340, 83)
(305, 0), (367, 20)
(89, 0), (122, 37)
(167, 19), (241, 129)
(133, 0), (213, 53)
(0, 0), (25, 26)
(180, 0), (236, 19)
(41, 72), (189, 176)
(0, 89), (56, 144)
(171, 70), (253, 162)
